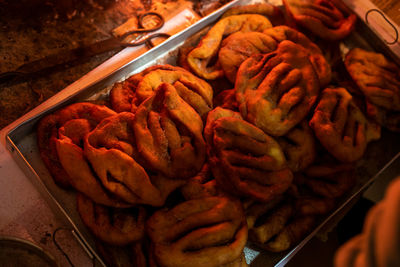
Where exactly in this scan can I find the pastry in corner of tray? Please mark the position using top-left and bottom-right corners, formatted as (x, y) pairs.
(283, 0), (357, 41)
(235, 40), (320, 137)
(204, 107), (293, 203)
(36, 102), (123, 197)
(344, 47), (400, 132)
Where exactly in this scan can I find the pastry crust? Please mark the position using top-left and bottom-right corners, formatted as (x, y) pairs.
(345, 48), (400, 111)
(236, 40), (319, 136)
(133, 83), (206, 179)
(309, 87), (381, 162)
(77, 193), (146, 246)
(37, 102), (116, 188)
(187, 14), (272, 80)
(283, 0), (356, 41)
(205, 107), (293, 202)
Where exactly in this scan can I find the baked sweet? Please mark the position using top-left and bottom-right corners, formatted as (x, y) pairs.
(133, 83), (206, 179)
(187, 14), (272, 80)
(277, 120), (316, 172)
(37, 102), (116, 188)
(236, 40), (319, 136)
(110, 64), (213, 118)
(283, 0), (356, 41)
(205, 107), (293, 202)
(309, 87), (381, 162)
(345, 48), (400, 111)
(84, 112), (185, 206)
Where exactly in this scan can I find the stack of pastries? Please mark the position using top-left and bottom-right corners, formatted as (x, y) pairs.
(36, 0), (400, 266)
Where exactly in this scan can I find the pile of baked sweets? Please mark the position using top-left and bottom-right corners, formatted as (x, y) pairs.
(36, 0), (400, 266)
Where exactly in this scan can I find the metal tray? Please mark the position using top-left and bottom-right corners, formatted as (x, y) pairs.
(5, 0), (400, 266)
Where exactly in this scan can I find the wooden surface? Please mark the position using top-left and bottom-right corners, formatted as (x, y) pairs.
(371, 0), (400, 26)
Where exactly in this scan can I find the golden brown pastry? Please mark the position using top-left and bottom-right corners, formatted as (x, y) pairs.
(146, 196), (247, 267)
(187, 14), (272, 80)
(214, 88), (239, 111)
(204, 107), (293, 202)
(110, 65), (179, 113)
(37, 102), (116, 188)
(249, 201), (293, 245)
(262, 25), (332, 87)
(219, 25), (331, 86)
(277, 120), (316, 172)
(77, 193), (146, 246)
(345, 48), (400, 111)
(309, 87), (381, 162)
(283, 0), (356, 41)
(221, 3), (284, 26)
(302, 163), (356, 198)
(180, 164), (222, 200)
(218, 31), (277, 83)
(133, 83), (206, 179)
(236, 40), (320, 136)
(110, 64), (213, 118)
(84, 112), (184, 206)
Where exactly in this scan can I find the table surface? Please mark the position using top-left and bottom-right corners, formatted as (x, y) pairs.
(372, 0), (400, 25)
(0, 1), (399, 266)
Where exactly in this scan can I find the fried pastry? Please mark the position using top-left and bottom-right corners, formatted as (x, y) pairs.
(205, 107), (293, 202)
(180, 164), (222, 200)
(133, 83), (206, 179)
(219, 31), (277, 83)
(214, 88), (239, 111)
(110, 65), (179, 113)
(36, 102), (121, 197)
(283, 0), (356, 41)
(221, 3), (284, 26)
(277, 120), (316, 172)
(309, 87), (381, 162)
(146, 196), (247, 267)
(77, 193), (146, 246)
(345, 48), (400, 111)
(110, 64), (213, 118)
(96, 241), (148, 267)
(187, 14), (272, 80)
(302, 163), (356, 198)
(262, 26), (332, 87)
(236, 40), (319, 136)
(219, 25), (331, 86)
(84, 112), (184, 206)
(37, 102), (116, 188)
(248, 202), (293, 245)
